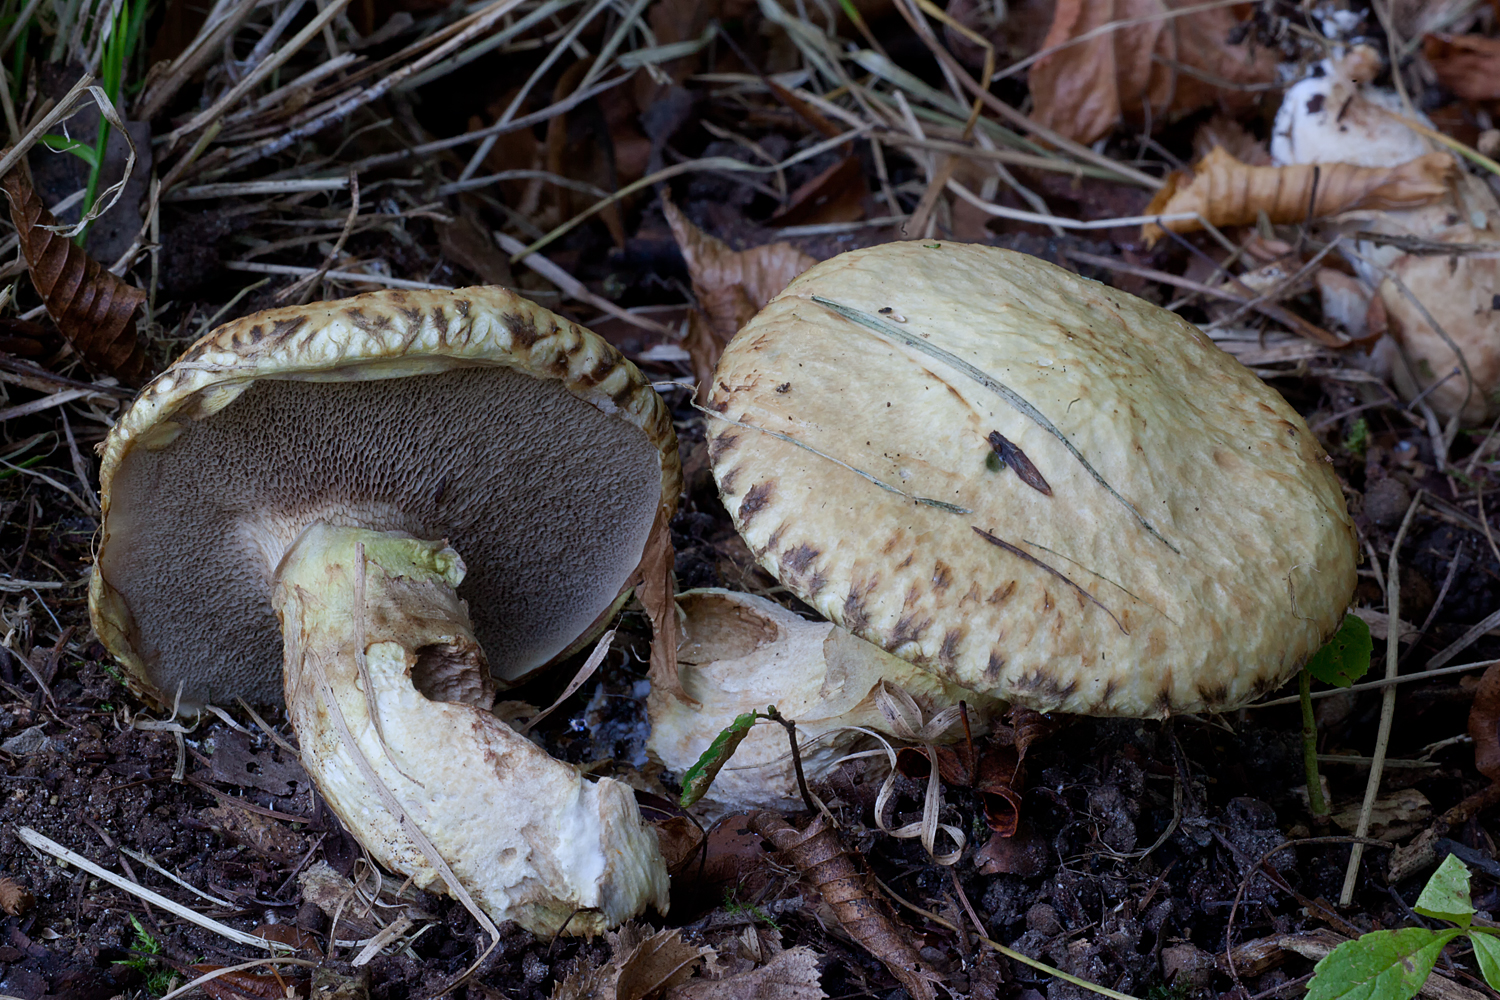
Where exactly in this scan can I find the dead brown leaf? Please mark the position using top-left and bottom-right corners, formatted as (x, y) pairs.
(1424, 33), (1500, 101)
(750, 812), (940, 1000)
(553, 924), (712, 1000)
(194, 963), (309, 1000)
(654, 815), (707, 877)
(662, 197), (815, 385)
(667, 946), (826, 1000)
(1142, 147), (1456, 243)
(1469, 662), (1500, 781)
(1029, 0), (1277, 144)
(1194, 114), (1271, 166)
(769, 155), (866, 227)
(634, 502), (689, 706)
(0, 163), (146, 384)
(198, 803), (307, 860)
(0, 876), (34, 916)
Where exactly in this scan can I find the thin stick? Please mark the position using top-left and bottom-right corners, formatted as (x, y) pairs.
(878, 877), (1143, 1000)
(509, 129), (867, 262)
(763, 706), (816, 814)
(491, 231), (677, 338)
(1341, 491), (1422, 905)
(1251, 657), (1500, 708)
(17, 826), (287, 951)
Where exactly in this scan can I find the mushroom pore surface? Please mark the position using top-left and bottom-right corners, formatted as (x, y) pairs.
(100, 364), (661, 706)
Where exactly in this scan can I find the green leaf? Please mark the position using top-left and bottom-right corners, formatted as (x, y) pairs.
(678, 711), (760, 809)
(1415, 854), (1474, 926)
(1470, 929), (1500, 989)
(1307, 927), (1463, 1000)
(1304, 614), (1373, 688)
(40, 133), (98, 168)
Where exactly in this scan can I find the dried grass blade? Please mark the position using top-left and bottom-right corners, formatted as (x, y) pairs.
(973, 527), (1126, 633)
(699, 405), (971, 513)
(17, 826), (285, 950)
(811, 295), (1177, 552)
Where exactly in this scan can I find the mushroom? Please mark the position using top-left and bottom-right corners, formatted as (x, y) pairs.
(89, 287), (677, 935)
(705, 242), (1357, 718)
(647, 588), (997, 816)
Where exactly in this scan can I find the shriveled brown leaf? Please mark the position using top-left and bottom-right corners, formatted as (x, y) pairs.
(1469, 662), (1500, 781)
(667, 946), (826, 1000)
(553, 924), (712, 1000)
(252, 923), (321, 956)
(750, 812), (940, 1000)
(663, 198), (816, 386)
(654, 815), (707, 877)
(634, 503), (689, 706)
(0, 164), (146, 384)
(616, 926), (713, 1000)
(0, 876), (34, 916)
(1424, 33), (1500, 101)
(1142, 147), (1456, 243)
(1194, 114), (1271, 166)
(198, 802), (306, 860)
(1029, 0), (1276, 144)
(769, 155), (866, 227)
(195, 963), (310, 1000)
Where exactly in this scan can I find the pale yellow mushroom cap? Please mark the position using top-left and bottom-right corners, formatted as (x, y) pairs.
(706, 242), (1356, 717)
(90, 286), (680, 709)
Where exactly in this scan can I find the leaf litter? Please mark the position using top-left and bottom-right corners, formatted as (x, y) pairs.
(11, 0), (1500, 998)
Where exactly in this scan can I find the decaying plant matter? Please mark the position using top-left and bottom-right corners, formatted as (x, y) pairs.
(749, 812), (941, 1000)
(1142, 147), (1455, 244)
(0, 165), (146, 384)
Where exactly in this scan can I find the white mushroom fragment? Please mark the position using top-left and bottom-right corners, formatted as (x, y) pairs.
(706, 242), (1358, 718)
(89, 287), (677, 935)
(646, 589), (997, 816)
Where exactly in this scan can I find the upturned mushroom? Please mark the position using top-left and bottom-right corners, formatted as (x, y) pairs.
(705, 241), (1357, 718)
(89, 286), (677, 936)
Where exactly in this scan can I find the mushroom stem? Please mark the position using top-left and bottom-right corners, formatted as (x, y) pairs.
(273, 522), (668, 937)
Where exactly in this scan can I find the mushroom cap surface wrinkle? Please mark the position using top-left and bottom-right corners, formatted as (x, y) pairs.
(706, 242), (1357, 718)
(90, 286), (680, 709)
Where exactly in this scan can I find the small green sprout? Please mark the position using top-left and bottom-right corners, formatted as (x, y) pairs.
(1300, 614), (1372, 816)
(1308, 854), (1500, 1000)
(1342, 417), (1369, 458)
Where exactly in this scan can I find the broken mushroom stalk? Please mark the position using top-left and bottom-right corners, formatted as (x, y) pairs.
(90, 287), (678, 936)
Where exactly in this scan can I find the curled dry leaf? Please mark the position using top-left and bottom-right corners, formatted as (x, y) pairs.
(749, 812), (941, 1000)
(1423, 33), (1500, 102)
(1028, 0), (1276, 144)
(0, 165), (146, 384)
(0, 876), (34, 916)
(1142, 147), (1455, 243)
(662, 198), (815, 385)
(634, 503), (689, 708)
